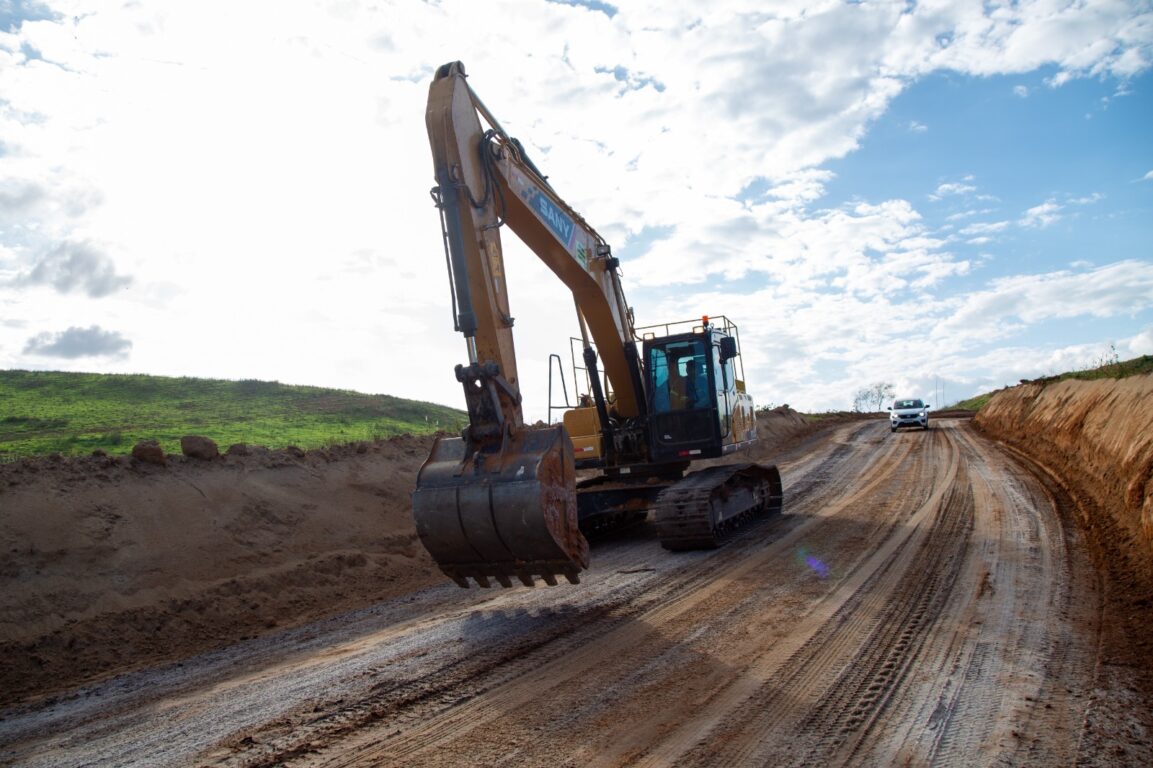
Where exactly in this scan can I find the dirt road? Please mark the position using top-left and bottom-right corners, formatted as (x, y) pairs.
(1, 417), (1146, 766)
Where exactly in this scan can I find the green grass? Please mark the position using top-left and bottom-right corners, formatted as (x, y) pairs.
(1061, 353), (1153, 382)
(950, 393), (992, 411)
(951, 354), (1153, 412)
(0, 370), (467, 460)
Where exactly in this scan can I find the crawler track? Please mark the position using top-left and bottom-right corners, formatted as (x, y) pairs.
(1, 419), (1140, 767)
(652, 462), (783, 549)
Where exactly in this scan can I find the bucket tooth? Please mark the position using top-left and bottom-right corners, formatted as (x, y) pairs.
(541, 572), (558, 586)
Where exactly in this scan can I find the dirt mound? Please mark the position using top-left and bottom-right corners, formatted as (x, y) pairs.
(0, 409), (822, 705)
(743, 406), (860, 461)
(0, 435), (443, 705)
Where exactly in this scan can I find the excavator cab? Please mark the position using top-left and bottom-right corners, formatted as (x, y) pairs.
(646, 336), (715, 458)
(643, 317), (756, 463)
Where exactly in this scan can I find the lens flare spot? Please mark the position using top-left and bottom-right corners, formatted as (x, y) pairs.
(795, 547), (829, 579)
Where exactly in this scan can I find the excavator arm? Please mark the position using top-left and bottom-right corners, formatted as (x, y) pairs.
(413, 61), (643, 588)
(426, 61), (644, 424)
(411, 62), (784, 588)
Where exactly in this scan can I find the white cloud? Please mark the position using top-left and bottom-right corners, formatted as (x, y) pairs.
(946, 207), (999, 222)
(23, 325), (132, 359)
(940, 260), (1153, 338)
(1069, 192), (1104, 205)
(1019, 200), (1063, 229)
(959, 221), (1010, 236)
(930, 179), (978, 201)
(0, 0), (1150, 415)
(11, 239), (132, 297)
(1125, 327), (1153, 356)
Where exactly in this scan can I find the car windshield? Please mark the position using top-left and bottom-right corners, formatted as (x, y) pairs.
(894, 399), (923, 409)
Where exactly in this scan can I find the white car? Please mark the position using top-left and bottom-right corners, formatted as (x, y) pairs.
(888, 398), (930, 432)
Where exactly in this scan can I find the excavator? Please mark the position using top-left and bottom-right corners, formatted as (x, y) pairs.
(412, 62), (783, 588)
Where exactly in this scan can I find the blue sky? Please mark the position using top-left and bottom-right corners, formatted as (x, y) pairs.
(1, 1), (1151, 416)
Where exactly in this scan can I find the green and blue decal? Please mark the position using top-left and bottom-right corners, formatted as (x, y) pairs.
(514, 168), (589, 271)
(534, 193), (575, 248)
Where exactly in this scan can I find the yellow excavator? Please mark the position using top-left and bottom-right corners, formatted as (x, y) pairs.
(412, 62), (782, 588)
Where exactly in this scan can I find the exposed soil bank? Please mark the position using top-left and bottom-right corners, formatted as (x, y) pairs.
(975, 375), (1153, 581)
(974, 374), (1153, 690)
(0, 435), (445, 706)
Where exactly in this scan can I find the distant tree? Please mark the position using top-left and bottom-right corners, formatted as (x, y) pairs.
(854, 381), (895, 412)
(872, 381), (896, 410)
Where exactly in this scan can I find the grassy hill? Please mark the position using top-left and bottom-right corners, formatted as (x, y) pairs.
(6, 355), (1149, 459)
(0, 370), (467, 460)
(951, 354), (1153, 411)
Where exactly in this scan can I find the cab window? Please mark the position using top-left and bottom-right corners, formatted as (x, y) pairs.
(648, 340), (708, 413)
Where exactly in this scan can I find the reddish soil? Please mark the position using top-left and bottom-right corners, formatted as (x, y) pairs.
(974, 375), (1153, 733)
(0, 435), (445, 705)
(1, 383), (1150, 764)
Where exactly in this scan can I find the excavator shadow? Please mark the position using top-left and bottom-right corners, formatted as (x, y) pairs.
(581, 513), (658, 546)
(580, 506), (799, 573)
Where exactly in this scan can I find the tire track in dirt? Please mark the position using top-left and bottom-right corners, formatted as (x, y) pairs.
(305, 419), (1095, 768)
(901, 425), (1099, 765)
(0, 419), (1104, 768)
(639, 427), (965, 766)
(667, 420), (1096, 767)
(202, 421), (878, 766)
(297, 421), (932, 767)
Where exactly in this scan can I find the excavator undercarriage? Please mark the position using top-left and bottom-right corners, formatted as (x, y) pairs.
(652, 463), (783, 550)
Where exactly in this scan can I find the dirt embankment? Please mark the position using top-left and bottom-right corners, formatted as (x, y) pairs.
(975, 375), (1153, 578)
(974, 374), (1153, 671)
(0, 435), (445, 706)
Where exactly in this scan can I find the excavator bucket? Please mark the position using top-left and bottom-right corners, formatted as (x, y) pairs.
(411, 424), (589, 588)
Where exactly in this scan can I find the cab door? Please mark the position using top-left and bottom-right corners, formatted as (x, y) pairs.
(645, 335), (723, 462)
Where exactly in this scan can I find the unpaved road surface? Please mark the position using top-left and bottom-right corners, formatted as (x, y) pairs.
(1, 417), (1148, 766)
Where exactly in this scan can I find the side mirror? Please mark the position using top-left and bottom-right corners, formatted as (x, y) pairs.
(719, 336), (738, 361)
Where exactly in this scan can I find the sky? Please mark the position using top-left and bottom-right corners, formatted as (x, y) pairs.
(1, 0), (1151, 419)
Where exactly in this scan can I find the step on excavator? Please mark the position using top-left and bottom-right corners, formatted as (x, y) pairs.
(412, 62), (783, 588)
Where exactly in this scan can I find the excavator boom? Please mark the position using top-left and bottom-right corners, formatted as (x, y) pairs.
(412, 62), (603, 587)
(411, 62), (782, 589)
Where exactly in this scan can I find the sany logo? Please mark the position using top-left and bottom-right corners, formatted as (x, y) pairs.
(534, 194), (575, 248)
(510, 167), (589, 271)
